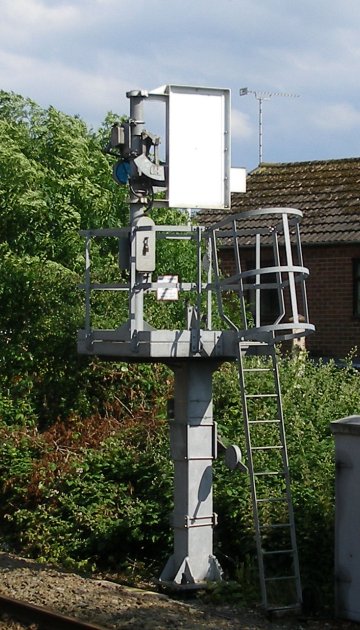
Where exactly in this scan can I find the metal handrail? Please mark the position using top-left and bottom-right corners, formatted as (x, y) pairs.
(79, 208), (315, 344)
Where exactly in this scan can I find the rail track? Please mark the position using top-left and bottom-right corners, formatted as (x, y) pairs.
(0, 593), (106, 630)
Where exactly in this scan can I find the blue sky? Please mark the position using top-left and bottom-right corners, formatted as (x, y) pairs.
(0, 0), (359, 171)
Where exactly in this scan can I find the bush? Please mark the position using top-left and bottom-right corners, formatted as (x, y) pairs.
(0, 351), (359, 610)
(0, 402), (172, 573)
(212, 352), (360, 607)
(1, 91), (360, 609)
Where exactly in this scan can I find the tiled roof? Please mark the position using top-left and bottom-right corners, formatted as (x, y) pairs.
(201, 158), (360, 245)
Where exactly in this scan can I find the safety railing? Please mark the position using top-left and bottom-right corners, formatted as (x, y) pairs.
(79, 224), (213, 338)
(207, 207), (315, 342)
(79, 208), (314, 344)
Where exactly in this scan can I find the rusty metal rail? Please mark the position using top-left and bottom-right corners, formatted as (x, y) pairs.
(0, 593), (106, 630)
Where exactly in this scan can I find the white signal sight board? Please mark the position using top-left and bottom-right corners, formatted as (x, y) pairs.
(151, 85), (230, 210)
(168, 86), (230, 209)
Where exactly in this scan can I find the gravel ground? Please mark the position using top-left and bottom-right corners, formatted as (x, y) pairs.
(0, 552), (358, 630)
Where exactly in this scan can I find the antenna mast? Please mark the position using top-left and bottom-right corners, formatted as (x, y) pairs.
(239, 88), (299, 164)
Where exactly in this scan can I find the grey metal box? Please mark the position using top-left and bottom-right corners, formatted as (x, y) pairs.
(331, 415), (360, 621)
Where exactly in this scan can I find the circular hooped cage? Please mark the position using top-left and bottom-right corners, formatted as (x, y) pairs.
(208, 206), (315, 343)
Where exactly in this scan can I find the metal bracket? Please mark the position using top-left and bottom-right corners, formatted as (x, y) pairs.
(131, 329), (140, 352)
(184, 513), (218, 528)
(190, 328), (200, 354)
(85, 331), (93, 352)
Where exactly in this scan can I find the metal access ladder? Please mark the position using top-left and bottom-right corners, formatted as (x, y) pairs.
(236, 341), (302, 612)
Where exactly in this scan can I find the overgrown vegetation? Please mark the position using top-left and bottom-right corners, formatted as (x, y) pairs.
(0, 90), (359, 611)
(213, 353), (360, 607)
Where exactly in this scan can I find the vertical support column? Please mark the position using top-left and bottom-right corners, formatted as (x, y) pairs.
(160, 361), (222, 587)
(282, 212), (299, 324)
(127, 90), (148, 335)
(84, 233), (91, 340)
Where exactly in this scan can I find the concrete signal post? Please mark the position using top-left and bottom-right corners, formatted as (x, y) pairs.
(77, 85), (314, 598)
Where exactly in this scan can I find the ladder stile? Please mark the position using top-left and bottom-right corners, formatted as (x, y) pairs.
(236, 341), (302, 612)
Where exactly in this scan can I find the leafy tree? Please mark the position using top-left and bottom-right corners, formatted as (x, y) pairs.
(0, 90), (198, 425)
(0, 91), (131, 425)
(2, 90), (359, 615)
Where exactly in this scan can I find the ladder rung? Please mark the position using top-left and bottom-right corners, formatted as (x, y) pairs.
(254, 471), (283, 477)
(260, 523), (291, 530)
(249, 419), (280, 424)
(265, 575), (296, 582)
(257, 497), (288, 503)
(268, 604), (302, 613)
(262, 549), (294, 556)
(266, 602), (301, 619)
(251, 445), (283, 451)
(243, 368), (272, 373)
(246, 393), (277, 399)
(238, 349), (300, 612)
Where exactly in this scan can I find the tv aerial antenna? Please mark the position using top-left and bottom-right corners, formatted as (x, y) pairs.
(239, 88), (299, 165)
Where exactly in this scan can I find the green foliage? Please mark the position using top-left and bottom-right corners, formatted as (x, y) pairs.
(0, 91), (189, 574)
(144, 209), (198, 329)
(212, 352), (360, 607)
(0, 405), (172, 571)
(0, 347), (358, 611)
(0, 90), (130, 427)
(1, 89), (360, 613)
(0, 92), (128, 264)
(0, 246), (84, 424)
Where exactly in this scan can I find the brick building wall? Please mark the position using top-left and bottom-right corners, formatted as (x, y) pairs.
(219, 244), (360, 360)
(303, 244), (360, 359)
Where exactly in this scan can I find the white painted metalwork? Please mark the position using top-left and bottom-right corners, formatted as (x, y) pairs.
(208, 207), (314, 343)
(78, 86), (314, 610)
(149, 85), (231, 209)
(237, 342), (302, 611)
